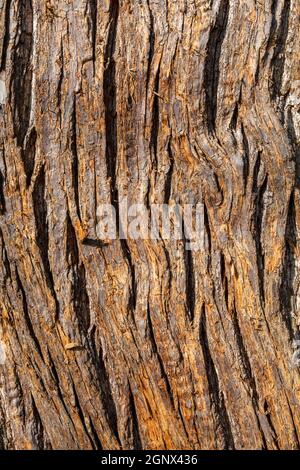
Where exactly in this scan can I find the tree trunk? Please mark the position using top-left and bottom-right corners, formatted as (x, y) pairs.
(0, 0), (300, 450)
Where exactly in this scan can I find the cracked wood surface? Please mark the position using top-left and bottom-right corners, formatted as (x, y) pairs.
(0, 0), (300, 450)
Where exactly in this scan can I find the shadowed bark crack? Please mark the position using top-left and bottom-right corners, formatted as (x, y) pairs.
(11, 0), (33, 147)
(204, 0), (230, 133)
(104, 0), (119, 210)
(1, 0), (299, 451)
(199, 305), (235, 450)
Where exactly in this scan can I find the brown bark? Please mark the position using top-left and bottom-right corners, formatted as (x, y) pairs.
(0, 0), (300, 450)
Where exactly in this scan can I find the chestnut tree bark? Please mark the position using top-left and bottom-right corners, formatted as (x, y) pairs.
(0, 0), (300, 449)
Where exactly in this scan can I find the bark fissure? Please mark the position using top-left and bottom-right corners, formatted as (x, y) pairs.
(164, 138), (174, 204)
(1, 0), (300, 451)
(231, 303), (274, 449)
(241, 123), (250, 191)
(93, 344), (121, 445)
(103, 0), (119, 209)
(32, 165), (59, 318)
(199, 305), (235, 450)
(145, 1), (155, 107)
(46, 350), (74, 424)
(88, 0), (98, 67)
(204, 0), (230, 133)
(70, 97), (81, 221)
(128, 385), (142, 450)
(279, 192), (296, 339)
(150, 61), (161, 174)
(252, 153), (267, 305)
(22, 126), (37, 187)
(56, 39), (64, 122)
(0, 0), (11, 71)
(11, 0), (33, 147)
(121, 239), (137, 312)
(15, 266), (43, 360)
(183, 236), (195, 322)
(71, 381), (97, 449)
(146, 304), (175, 409)
(66, 213), (90, 334)
(271, 0), (291, 101)
(30, 395), (46, 450)
(0, 168), (6, 214)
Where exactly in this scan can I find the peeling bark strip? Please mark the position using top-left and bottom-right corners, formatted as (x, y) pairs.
(0, 0), (300, 450)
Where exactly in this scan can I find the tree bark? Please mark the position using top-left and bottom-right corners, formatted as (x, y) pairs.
(0, 0), (300, 450)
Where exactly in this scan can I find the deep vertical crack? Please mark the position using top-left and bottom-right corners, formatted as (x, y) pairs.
(204, 0), (230, 133)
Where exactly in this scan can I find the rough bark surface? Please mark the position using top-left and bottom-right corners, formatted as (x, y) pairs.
(0, 0), (300, 450)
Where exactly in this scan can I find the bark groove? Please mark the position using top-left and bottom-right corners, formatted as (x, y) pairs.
(0, 0), (300, 450)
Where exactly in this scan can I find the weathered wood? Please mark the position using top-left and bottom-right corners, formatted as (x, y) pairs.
(0, 0), (300, 449)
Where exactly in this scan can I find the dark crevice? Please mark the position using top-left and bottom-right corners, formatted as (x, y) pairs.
(47, 350), (73, 422)
(87, 417), (103, 450)
(0, 229), (11, 283)
(213, 172), (224, 204)
(56, 39), (64, 123)
(220, 253), (229, 310)
(241, 123), (250, 191)
(30, 396), (46, 450)
(178, 404), (190, 440)
(229, 102), (239, 131)
(89, 0), (98, 67)
(11, 0), (33, 146)
(0, 169), (6, 214)
(164, 138), (174, 204)
(0, 0), (11, 71)
(232, 304), (257, 394)
(81, 238), (109, 248)
(183, 231), (195, 322)
(128, 384), (142, 450)
(203, 201), (212, 254)
(231, 303), (275, 448)
(204, 0), (230, 133)
(90, 335), (121, 445)
(22, 127), (37, 186)
(270, 0), (291, 100)
(199, 304), (235, 449)
(286, 109), (300, 189)
(103, 0), (119, 210)
(32, 165), (59, 319)
(66, 213), (90, 334)
(147, 304), (175, 409)
(150, 61), (161, 172)
(15, 266), (43, 360)
(145, 1), (155, 104)
(252, 153), (267, 305)
(279, 192), (296, 340)
(262, 0), (278, 66)
(254, 52), (261, 85)
(162, 242), (172, 292)
(71, 382), (96, 449)
(47, 349), (60, 385)
(120, 239), (137, 311)
(93, 345), (121, 445)
(30, 358), (48, 395)
(70, 96), (81, 221)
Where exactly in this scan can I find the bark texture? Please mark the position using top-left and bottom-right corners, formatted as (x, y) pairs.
(0, 0), (300, 450)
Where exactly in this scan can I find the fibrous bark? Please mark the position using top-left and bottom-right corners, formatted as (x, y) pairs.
(0, 0), (300, 450)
